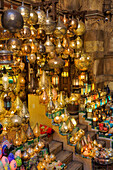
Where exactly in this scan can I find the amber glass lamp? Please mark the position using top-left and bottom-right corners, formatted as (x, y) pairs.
(54, 16), (67, 38)
(75, 51), (92, 71)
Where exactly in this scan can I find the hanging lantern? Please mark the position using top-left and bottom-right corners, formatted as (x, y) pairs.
(37, 26), (46, 42)
(44, 36), (54, 53)
(30, 41), (37, 53)
(69, 16), (78, 32)
(47, 96), (55, 114)
(21, 129), (27, 143)
(7, 38), (21, 54)
(48, 54), (65, 69)
(79, 72), (86, 82)
(11, 114), (22, 127)
(1, 6), (23, 33)
(25, 38), (38, 49)
(63, 46), (73, 55)
(26, 121), (34, 140)
(75, 52), (91, 71)
(54, 16), (67, 38)
(69, 40), (76, 49)
(2, 71), (9, 90)
(4, 94), (11, 111)
(14, 96), (23, 112)
(13, 131), (22, 146)
(75, 36), (83, 50)
(63, 15), (68, 27)
(72, 77), (79, 87)
(38, 41), (46, 54)
(52, 74), (59, 86)
(21, 44), (31, 55)
(28, 5), (38, 25)
(39, 70), (49, 89)
(30, 25), (37, 38)
(60, 122), (68, 133)
(17, 2), (30, 23)
(28, 53), (36, 64)
(55, 39), (63, 54)
(0, 27), (12, 40)
(33, 123), (40, 138)
(36, 6), (45, 24)
(58, 91), (65, 108)
(73, 20), (86, 36)
(62, 37), (68, 48)
(20, 104), (30, 123)
(20, 24), (31, 38)
(43, 10), (56, 35)
(39, 90), (48, 105)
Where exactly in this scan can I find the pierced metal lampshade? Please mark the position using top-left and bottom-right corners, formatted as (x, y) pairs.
(44, 36), (54, 53)
(54, 16), (67, 38)
(75, 51), (92, 71)
(17, 2), (30, 23)
(48, 53), (65, 69)
(43, 10), (56, 35)
(36, 6), (45, 24)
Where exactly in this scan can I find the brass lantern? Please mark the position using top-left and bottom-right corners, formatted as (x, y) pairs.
(54, 16), (67, 38)
(28, 53), (36, 64)
(1, 6), (23, 33)
(75, 36), (83, 50)
(20, 24), (31, 38)
(43, 10), (56, 35)
(39, 90), (48, 104)
(0, 27), (12, 40)
(69, 40), (76, 49)
(28, 5), (38, 25)
(73, 20), (86, 36)
(48, 53), (65, 69)
(36, 6), (45, 24)
(7, 38), (21, 54)
(69, 16), (78, 32)
(17, 2), (30, 23)
(44, 36), (54, 53)
(37, 26), (46, 42)
(75, 51), (91, 71)
(21, 44), (31, 55)
(55, 38), (64, 54)
(38, 41), (46, 54)
(30, 25), (37, 38)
